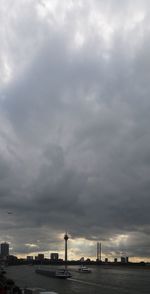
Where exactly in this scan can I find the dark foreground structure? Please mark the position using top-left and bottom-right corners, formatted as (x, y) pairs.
(0, 268), (21, 294)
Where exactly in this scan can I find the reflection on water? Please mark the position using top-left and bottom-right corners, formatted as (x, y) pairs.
(6, 265), (150, 294)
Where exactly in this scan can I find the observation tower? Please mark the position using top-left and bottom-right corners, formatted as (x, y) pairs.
(64, 232), (69, 269)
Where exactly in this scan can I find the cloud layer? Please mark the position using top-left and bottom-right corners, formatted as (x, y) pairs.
(0, 0), (150, 260)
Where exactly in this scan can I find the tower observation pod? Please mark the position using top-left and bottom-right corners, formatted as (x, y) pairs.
(64, 233), (69, 269)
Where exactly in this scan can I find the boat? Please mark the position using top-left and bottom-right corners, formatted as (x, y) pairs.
(78, 265), (92, 273)
(35, 268), (72, 279)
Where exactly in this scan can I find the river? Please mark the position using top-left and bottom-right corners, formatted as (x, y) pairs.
(6, 265), (150, 294)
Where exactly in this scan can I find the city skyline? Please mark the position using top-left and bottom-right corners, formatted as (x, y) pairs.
(0, 236), (149, 263)
(0, 240), (131, 263)
(0, 0), (150, 262)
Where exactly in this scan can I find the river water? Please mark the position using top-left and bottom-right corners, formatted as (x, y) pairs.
(6, 265), (150, 294)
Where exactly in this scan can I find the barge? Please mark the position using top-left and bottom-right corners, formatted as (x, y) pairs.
(35, 268), (72, 279)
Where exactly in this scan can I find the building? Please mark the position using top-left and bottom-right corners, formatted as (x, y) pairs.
(7, 255), (18, 264)
(27, 256), (34, 261)
(37, 254), (44, 260)
(121, 256), (129, 263)
(1, 242), (9, 258)
(121, 256), (126, 263)
(35, 254), (44, 261)
(50, 253), (59, 261)
(97, 242), (101, 261)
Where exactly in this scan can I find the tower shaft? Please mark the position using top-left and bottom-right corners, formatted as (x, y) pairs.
(65, 239), (67, 262)
(64, 233), (69, 269)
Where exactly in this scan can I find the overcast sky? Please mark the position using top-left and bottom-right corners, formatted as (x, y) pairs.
(0, 0), (150, 261)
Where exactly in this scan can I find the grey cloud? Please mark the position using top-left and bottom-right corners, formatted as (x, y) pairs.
(0, 0), (150, 259)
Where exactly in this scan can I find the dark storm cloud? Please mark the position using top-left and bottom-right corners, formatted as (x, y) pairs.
(0, 0), (150, 259)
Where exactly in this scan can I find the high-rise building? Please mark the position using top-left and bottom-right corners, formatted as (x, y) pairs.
(1, 242), (9, 258)
(97, 242), (101, 261)
(121, 256), (129, 263)
(121, 256), (126, 263)
(51, 253), (59, 261)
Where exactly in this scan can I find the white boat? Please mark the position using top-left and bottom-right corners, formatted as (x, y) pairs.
(78, 266), (92, 273)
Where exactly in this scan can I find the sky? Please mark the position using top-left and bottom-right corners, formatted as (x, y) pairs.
(0, 0), (150, 262)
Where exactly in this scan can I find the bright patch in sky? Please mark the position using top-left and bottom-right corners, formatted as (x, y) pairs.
(25, 243), (38, 248)
(74, 32), (85, 48)
(1, 59), (12, 85)
(110, 234), (129, 247)
(89, 10), (114, 44)
(37, 0), (58, 19)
